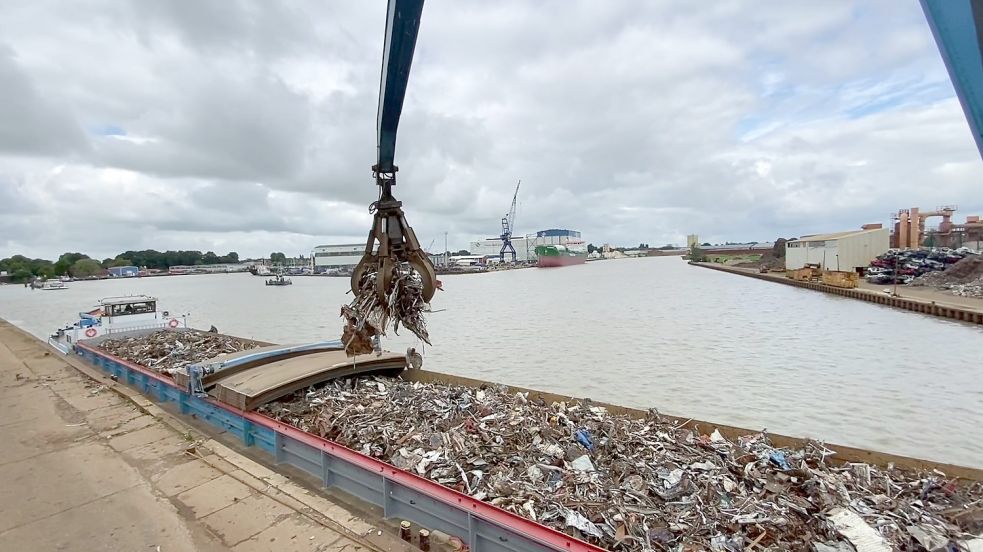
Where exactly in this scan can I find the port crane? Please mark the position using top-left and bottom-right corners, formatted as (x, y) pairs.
(499, 180), (521, 263)
(351, 0), (983, 319)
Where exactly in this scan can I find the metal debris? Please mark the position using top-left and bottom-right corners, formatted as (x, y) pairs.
(259, 376), (983, 551)
(98, 330), (261, 375)
(342, 263), (430, 356)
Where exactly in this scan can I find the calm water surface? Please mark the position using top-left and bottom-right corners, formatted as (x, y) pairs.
(2, 257), (981, 467)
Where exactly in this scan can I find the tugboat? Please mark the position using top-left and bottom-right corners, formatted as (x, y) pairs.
(265, 267), (292, 286)
(47, 295), (187, 354)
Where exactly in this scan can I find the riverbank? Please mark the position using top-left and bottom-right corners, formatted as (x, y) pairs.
(0, 318), (421, 552)
(691, 262), (983, 324)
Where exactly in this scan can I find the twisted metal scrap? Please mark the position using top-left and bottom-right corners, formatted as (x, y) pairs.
(342, 263), (430, 356)
(97, 330), (260, 375)
(262, 377), (983, 551)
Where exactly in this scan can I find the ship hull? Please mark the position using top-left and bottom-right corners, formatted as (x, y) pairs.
(537, 255), (586, 268)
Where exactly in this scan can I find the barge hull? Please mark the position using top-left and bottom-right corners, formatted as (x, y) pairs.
(72, 341), (605, 552)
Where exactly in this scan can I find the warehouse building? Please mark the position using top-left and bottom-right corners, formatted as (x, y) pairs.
(312, 244), (367, 271)
(785, 226), (889, 272)
(469, 235), (537, 262)
(108, 265), (139, 278)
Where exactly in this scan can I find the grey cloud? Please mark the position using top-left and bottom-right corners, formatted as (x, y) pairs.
(0, 45), (89, 157)
(1, 0), (982, 259)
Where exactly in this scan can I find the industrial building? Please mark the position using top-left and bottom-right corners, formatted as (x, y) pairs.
(785, 226), (890, 272)
(311, 244), (366, 271)
(469, 235), (536, 262)
(893, 206), (983, 249)
(468, 229), (584, 263)
(108, 265), (139, 278)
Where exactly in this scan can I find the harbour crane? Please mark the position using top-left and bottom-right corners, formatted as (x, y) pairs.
(499, 180), (521, 263)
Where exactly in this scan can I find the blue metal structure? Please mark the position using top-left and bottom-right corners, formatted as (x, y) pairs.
(499, 180), (521, 263)
(376, 0), (425, 174)
(921, 0), (983, 160)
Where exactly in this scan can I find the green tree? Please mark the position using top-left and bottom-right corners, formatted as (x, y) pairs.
(33, 260), (55, 278)
(54, 252), (89, 275)
(70, 258), (103, 278)
(220, 251), (239, 264)
(688, 245), (708, 262)
(110, 257), (133, 267)
(101, 258), (114, 268)
(270, 252), (287, 264)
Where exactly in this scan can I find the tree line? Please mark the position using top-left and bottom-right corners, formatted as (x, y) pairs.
(0, 250), (240, 283)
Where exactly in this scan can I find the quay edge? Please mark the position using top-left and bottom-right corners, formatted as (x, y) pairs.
(690, 261), (983, 326)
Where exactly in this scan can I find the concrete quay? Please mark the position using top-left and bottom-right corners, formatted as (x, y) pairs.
(691, 262), (983, 325)
(0, 319), (421, 552)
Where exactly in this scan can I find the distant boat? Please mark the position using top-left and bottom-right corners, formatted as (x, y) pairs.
(535, 244), (587, 268)
(265, 270), (292, 286)
(41, 280), (68, 291)
(248, 265), (272, 276)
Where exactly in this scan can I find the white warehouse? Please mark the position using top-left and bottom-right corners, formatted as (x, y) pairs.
(312, 243), (365, 271)
(785, 227), (890, 272)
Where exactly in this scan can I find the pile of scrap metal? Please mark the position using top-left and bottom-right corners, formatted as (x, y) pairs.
(865, 248), (975, 285)
(259, 376), (983, 551)
(912, 254), (983, 298)
(98, 330), (261, 375)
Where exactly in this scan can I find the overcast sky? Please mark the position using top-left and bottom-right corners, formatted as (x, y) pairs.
(1, 1), (981, 260)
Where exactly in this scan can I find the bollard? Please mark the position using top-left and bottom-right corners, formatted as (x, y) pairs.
(400, 521), (412, 542)
(418, 529), (430, 551)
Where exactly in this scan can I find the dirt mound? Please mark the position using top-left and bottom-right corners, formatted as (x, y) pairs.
(734, 238), (788, 270)
(912, 254), (983, 286)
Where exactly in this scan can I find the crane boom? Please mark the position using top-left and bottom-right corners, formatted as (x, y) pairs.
(921, 0), (983, 160)
(376, 0), (424, 173)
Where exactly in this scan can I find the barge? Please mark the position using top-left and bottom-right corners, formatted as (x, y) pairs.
(46, 298), (983, 551)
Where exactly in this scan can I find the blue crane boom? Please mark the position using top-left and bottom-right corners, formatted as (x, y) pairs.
(376, 0), (424, 174)
(921, 0), (983, 160)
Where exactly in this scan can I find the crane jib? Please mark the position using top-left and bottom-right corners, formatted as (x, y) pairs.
(376, 0), (425, 173)
(920, 0), (983, 161)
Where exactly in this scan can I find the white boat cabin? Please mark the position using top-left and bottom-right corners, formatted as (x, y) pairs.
(48, 295), (187, 353)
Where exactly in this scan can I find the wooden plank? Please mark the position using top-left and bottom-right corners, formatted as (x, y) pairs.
(212, 350), (407, 410)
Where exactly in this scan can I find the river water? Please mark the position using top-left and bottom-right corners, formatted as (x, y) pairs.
(2, 256), (981, 467)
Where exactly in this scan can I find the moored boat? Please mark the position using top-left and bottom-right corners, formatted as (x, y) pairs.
(55, 326), (983, 552)
(47, 294), (187, 353)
